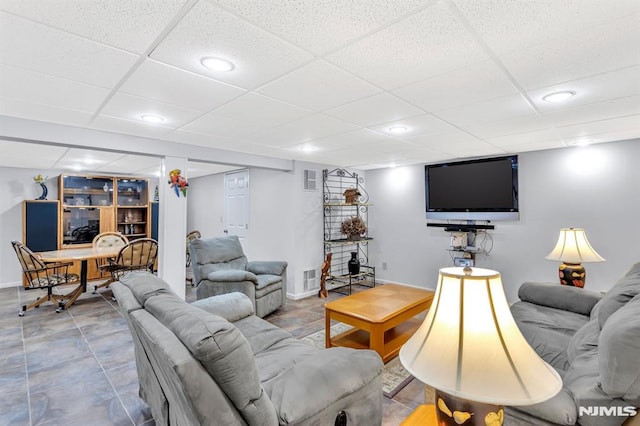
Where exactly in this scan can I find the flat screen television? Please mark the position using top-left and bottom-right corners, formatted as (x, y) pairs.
(425, 155), (519, 221)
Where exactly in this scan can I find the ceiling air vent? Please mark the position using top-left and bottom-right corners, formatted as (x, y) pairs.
(303, 169), (318, 191)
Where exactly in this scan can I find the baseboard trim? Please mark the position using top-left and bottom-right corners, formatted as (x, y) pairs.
(287, 289), (319, 300)
(0, 281), (21, 289)
(375, 278), (436, 292)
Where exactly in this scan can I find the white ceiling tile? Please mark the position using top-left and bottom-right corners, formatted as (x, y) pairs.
(556, 115), (640, 139)
(211, 0), (433, 55)
(405, 129), (478, 148)
(306, 129), (392, 151)
(257, 60), (380, 111)
(452, 0), (639, 55)
(162, 129), (236, 149)
(55, 149), (127, 171)
(543, 96), (640, 128)
(0, 0), (188, 54)
(499, 140), (568, 153)
(96, 154), (161, 175)
(187, 161), (242, 178)
(182, 112), (269, 139)
(500, 14), (640, 90)
(393, 60), (518, 112)
(244, 114), (358, 146)
(325, 93), (423, 127)
(0, 12), (138, 88)
(437, 140), (506, 158)
(149, 1), (313, 90)
(0, 64), (110, 112)
(101, 92), (202, 128)
(120, 60), (246, 112)
(435, 94), (538, 127)
(563, 130), (640, 146)
(211, 93), (312, 127)
(90, 115), (174, 139)
(368, 114), (457, 138)
(0, 97), (93, 128)
(527, 66), (640, 112)
(0, 139), (67, 169)
(326, 2), (488, 89)
(462, 115), (553, 140)
(485, 129), (563, 148)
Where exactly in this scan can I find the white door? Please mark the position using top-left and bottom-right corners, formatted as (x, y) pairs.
(224, 169), (249, 238)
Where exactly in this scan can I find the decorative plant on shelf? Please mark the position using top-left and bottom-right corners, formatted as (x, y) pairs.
(340, 216), (367, 240)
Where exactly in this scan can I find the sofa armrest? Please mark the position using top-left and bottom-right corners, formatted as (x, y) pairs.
(191, 292), (255, 322)
(246, 261), (287, 276)
(264, 347), (382, 424)
(518, 282), (602, 316)
(206, 269), (258, 283)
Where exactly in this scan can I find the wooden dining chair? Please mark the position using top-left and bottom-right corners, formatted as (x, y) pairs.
(92, 232), (129, 294)
(96, 238), (159, 295)
(11, 240), (80, 316)
(186, 230), (201, 285)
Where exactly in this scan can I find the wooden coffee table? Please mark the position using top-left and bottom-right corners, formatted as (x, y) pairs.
(325, 284), (434, 363)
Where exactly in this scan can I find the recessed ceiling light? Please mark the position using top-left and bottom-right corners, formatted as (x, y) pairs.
(388, 126), (408, 134)
(298, 145), (317, 152)
(201, 56), (235, 72)
(140, 114), (164, 123)
(542, 91), (576, 102)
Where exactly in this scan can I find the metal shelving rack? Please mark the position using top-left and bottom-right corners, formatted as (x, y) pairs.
(323, 168), (375, 295)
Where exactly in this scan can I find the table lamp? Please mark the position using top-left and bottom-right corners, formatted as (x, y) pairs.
(546, 228), (605, 288)
(400, 267), (562, 426)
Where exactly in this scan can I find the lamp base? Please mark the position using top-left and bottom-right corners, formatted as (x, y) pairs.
(435, 390), (504, 426)
(559, 262), (586, 288)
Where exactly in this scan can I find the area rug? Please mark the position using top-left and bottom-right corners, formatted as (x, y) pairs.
(300, 323), (414, 398)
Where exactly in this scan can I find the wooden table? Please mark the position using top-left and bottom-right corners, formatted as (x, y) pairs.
(401, 405), (437, 425)
(324, 284), (434, 363)
(37, 246), (120, 310)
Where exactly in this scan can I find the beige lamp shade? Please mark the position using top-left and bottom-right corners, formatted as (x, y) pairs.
(399, 267), (562, 406)
(546, 228), (605, 264)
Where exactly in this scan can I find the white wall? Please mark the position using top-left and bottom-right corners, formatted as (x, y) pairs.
(0, 168), (61, 286)
(366, 139), (640, 302)
(187, 161), (331, 298)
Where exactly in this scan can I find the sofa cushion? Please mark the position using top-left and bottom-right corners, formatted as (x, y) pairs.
(596, 261), (640, 328)
(191, 236), (246, 264)
(191, 292), (255, 323)
(118, 271), (173, 306)
(599, 294), (640, 405)
(567, 318), (600, 363)
(518, 282), (602, 316)
(511, 301), (589, 371)
(207, 269), (258, 283)
(145, 294), (278, 426)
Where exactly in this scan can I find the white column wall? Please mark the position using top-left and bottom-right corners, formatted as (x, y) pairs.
(158, 157), (188, 298)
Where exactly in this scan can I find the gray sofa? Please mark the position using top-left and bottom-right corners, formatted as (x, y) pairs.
(507, 261), (640, 426)
(189, 235), (287, 318)
(111, 271), (383, 426)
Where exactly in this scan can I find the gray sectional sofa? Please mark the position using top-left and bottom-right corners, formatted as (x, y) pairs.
(507, 261), (640, 426)
(111, 271), (383, 426)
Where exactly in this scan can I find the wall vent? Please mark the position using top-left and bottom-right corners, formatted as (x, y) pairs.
(303, 269), (318, 291)
(303, 169), (318, 191)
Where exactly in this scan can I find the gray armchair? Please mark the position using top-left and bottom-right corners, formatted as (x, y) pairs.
(188, 235), (287, 317)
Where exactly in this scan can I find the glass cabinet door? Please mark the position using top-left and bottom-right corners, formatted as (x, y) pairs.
(115, 178), (148, 206)
(61, 175), (114, 207)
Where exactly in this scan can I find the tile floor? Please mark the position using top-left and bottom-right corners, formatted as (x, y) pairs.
(0, 281), (426, 426)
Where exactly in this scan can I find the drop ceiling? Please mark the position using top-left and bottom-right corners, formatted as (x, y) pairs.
(0, 0), (639, 175)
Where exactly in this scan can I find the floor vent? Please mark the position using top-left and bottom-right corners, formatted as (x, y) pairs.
(303, 169), (318, 191)
(303, 269), (318, 291)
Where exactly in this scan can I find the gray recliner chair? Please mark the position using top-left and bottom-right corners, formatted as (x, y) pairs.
(188, 235), (287, 317)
